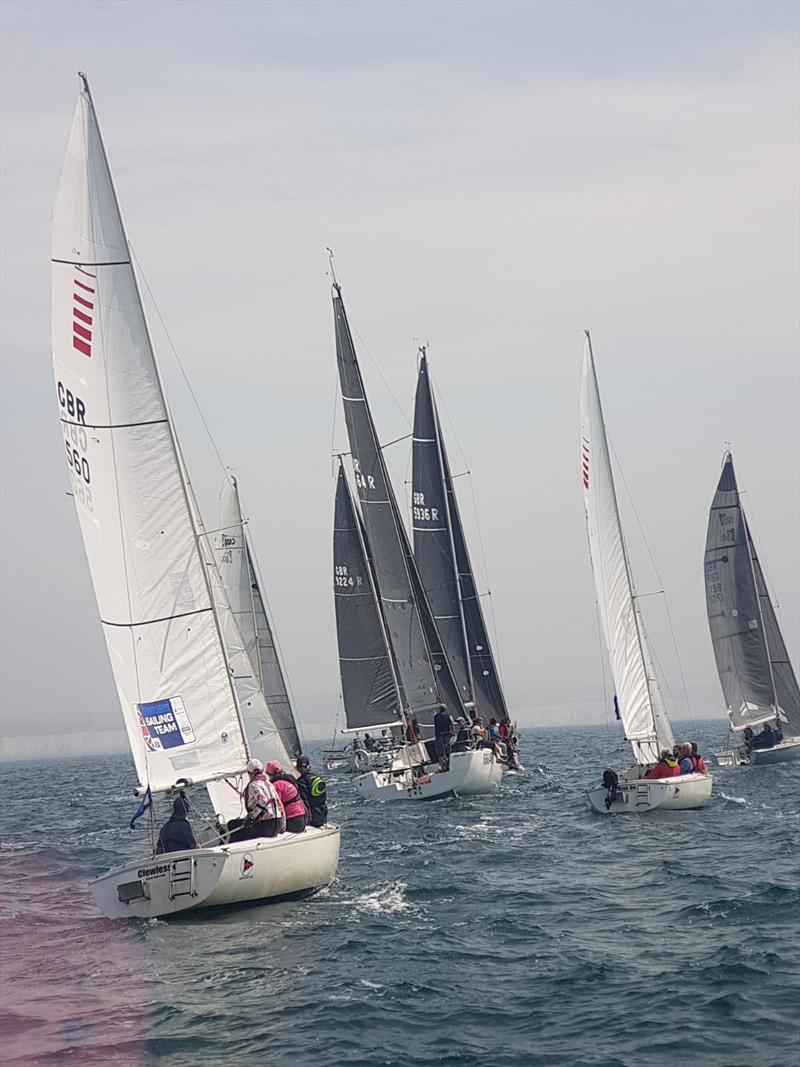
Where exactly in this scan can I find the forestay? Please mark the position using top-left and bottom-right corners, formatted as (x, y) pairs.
(334, 463), (404, 729)
(705, 454), (800, 736)
(412, 351), (472, 706)
(580, 333), (673, 765)
(52, 77), (249, 793)
(332, 283), (465, 725)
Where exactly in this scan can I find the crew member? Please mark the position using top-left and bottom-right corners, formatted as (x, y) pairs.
(156, 794), (197, 854)
(266, 761), (307, 833)
(296, 755), (328, 827)
(645, 750), (679, 779)
(433, 706), (455, 770)
(230, 758), (284, 841)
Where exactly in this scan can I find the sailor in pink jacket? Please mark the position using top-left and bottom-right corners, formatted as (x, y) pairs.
(265, 761), (308, 833)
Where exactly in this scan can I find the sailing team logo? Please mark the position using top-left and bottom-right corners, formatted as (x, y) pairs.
(72, 269), (95, 357)
(240, 853), (255, 878)
(135, 696), (196, 752)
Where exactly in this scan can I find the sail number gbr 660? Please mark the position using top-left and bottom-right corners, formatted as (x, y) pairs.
(57, 380), (92, 510)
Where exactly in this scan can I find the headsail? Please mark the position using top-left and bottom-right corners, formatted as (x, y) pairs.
(704, 453), (800, 735)
(334, 463), (404, 729)
(332, 282), (465, 726)
(215, 477), (300, 763)
(580, 333), (673, 764)
(52, 76), (249, 793)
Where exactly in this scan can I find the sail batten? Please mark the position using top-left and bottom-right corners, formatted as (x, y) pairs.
(580, 334), (673, 764)
(52, 78), (249, 793)
(704, 453), (800, 735)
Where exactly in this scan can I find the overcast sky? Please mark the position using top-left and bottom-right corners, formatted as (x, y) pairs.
(1, 0), (798, 749)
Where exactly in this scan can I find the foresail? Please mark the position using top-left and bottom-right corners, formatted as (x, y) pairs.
(214, 477), (298, 765)
(51, 78), (248, 793)
(580, 334), (673, 764)
(704, 454), (775, 728)
(747, 520), (800, 736)
(334, 464), (404, 729)
(332, 284), (464, 725)
(439, 414), (508, 720)
(412, 352), (472, 706)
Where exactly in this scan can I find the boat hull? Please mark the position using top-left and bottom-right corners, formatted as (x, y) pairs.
(353, 748), (504, 802)
(587, 771), (713, 814)
(89, 825), (340, 920)
(712, 738), (800, 767)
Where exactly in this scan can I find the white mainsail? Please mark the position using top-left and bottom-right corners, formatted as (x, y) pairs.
(580, 333), (674, 765)
(52, 75), (250, 794)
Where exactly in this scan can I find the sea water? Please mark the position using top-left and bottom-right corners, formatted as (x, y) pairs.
(0, 722), (798, 1066)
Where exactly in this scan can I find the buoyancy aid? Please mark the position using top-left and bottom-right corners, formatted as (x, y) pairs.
(272, 776), (305, 820)
(645, 757), (679, 780)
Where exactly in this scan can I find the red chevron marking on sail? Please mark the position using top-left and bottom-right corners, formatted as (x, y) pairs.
(73, 276), (93, 357)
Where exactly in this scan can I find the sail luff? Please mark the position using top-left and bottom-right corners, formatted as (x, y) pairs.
(52, 77), (250, 792)
(412, 351), (473, 706)
(580, 333), (673, 764)
(332, 283), (465, 725)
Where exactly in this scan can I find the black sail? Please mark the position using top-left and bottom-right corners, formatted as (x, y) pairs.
(704, 453), (777, 728)
(439, 411), (509, 720)
(333, 464), (403, 730)
(332, 283), (464, 726)
(412, 351), (472, 706)
(747, 518), (800, 737)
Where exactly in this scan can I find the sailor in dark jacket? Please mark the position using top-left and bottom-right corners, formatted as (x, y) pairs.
(156, 794), (197, 854)
(295, 756), (328, 827)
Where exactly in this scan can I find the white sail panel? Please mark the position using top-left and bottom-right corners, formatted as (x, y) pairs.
(52, 81), (249, 793)
(580, 335), (673, 764)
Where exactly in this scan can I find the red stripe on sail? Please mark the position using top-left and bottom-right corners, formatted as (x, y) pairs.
(73, 335), (91, 357)
(73, 322), (92, 342)
(74, 279), (95, 294)
(74, 308), (92, 326)
(74, 294), (94, 309)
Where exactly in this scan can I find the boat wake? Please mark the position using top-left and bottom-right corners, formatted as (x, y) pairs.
(349, 881), (411, 915)
(719, 791), (748, 806)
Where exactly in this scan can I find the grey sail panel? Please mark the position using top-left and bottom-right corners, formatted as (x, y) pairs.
(334, 465), (404, 730)
(439, 414), (509, 720)
(247, 542), (302, 758)
(704, 453), (775, 727)
(747, 519), (800, 737)
(412, 354), (472, 706)
(332, 285), (464, 726)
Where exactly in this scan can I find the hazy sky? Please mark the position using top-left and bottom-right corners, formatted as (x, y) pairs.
(1, 0), (798, 747)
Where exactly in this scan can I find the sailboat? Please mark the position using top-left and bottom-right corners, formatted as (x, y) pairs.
(411, 348), (519, 765)
(331, 276), (504, 801)
(704, 452), (800, 766)
(580, 333), (713, 814)
(52, 75), (339, 918)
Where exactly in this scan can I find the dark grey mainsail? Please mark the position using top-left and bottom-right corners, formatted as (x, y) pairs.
(332, 282), (465, 726)
(704, 452), (799, 735)
(333, 462), (404, 730)
(412, 351), (472, 706)
(439, 411), (509, 721)
(247, 542), (303, 757)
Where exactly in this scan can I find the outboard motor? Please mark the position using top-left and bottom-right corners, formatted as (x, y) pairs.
(602, 768), (622, 810)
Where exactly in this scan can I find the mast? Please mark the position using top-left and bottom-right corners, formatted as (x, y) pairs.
(52, 75), (250, 793)
(580, 331), (673, 764)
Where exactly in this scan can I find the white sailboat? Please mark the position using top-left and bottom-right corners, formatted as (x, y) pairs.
(704, 452), (800, 766)
(53, 75), (339, 917)
(330, 274), (503, 801)
(580, 333), (712, 814)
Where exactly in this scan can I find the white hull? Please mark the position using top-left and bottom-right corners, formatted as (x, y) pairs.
(354, 748), (504, 802)
(588, 770), (713, 814)
(712, 738), (800, 768)
(90, 825), (340, 920)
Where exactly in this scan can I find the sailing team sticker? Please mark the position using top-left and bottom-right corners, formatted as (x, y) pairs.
(240, 853), (255, 879)
(135, 696), (196, 752)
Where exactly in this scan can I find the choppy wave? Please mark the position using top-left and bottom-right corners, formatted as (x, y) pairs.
(1, 722), (799, 1066)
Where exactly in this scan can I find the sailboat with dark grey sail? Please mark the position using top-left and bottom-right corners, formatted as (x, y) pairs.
(331, 278), (504, 801)
(580, 333), (712, 813)
(705, 452), (800, 766)
(412, 348), (519, 767)
(53, 75), (339, 918)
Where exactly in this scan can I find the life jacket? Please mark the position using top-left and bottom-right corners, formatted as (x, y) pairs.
(692, 755), (706, 773)
(272, 775), (305, 819)
(646, 757), (678, 780)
